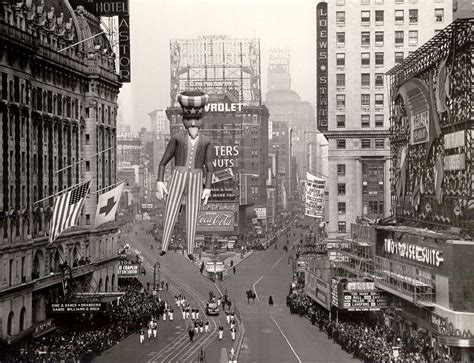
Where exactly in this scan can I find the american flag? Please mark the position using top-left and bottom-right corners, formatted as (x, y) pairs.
(49, 180), (91, 244)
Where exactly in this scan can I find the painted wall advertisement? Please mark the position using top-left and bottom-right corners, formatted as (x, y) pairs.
(197, 203), (238, 232)
(210, 144), (239, 202)
(316, 1), (328, 131)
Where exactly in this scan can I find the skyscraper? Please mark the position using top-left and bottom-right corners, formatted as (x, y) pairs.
(316, 0), (453, 236)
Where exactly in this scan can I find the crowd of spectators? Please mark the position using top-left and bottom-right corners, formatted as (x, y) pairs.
(1, 279), (166, 362)
(287, 288), (453, 362)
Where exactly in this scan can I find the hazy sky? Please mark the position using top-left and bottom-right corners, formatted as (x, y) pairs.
(119, 0), (317, 131)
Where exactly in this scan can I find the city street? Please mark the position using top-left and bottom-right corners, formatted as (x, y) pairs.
(94, 221), (236, 363)
(95, 222), (356, 362)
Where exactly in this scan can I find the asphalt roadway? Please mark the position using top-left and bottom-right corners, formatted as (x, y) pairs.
(94, 221), (358, 363)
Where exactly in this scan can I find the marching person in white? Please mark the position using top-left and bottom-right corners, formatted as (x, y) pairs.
(191, 308), (196, 320)
(229, 347), (237, 363)
(230, 318), (235, 329)
(226, 312), (231, 324)
(196, 309), (200, 320)
(230, 326), (236, 341)
(182, 307), (186, 320)
(163, 308), (167, 321)
(218, 326), (224, 340)
(204, 321), (210, 333)
(217, 296), (221, 306)
(147, 324), (152, 339)
(139, 328), (145, 344)
(153, 324), (157, 338)
(169, 307), (174, 321)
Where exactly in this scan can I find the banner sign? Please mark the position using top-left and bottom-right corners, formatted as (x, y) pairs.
(305, 173), (325, 218)
(255, 207), (267, 220)
(50, 302), (107, 313)
(118, 260), (140, 277)
(316, 1), (328, 131)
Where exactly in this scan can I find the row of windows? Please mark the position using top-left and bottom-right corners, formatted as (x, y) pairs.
(336, 52), (411, 67)
(336, 139), (385, 149)
(337, 0), (444, 5)
(336, 114), (384, 128)
(336, 94), (384, 108)
(336, 73), (384, 88)
(336, 8), (444, 26)
(336, 31), (419, 47)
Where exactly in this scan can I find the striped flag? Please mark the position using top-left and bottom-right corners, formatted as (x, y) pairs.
(49, 180), (91, 244)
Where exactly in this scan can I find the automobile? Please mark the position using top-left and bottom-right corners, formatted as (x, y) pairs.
(205, 302), (219, 315)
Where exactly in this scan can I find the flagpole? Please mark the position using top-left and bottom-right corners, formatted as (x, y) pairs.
(54, 147), (114, 174)
(90, 180), (126, 196)
(33, 178), (95, 205)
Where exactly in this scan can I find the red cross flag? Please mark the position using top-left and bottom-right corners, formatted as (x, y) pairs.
(49, 180), (91, 244)
(94, 182), (125, 228)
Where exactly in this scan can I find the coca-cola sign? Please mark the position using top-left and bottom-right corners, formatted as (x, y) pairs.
(197, 211), (235, 232)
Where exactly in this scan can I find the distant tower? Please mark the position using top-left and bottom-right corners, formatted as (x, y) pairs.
(267, 48), (291, 91)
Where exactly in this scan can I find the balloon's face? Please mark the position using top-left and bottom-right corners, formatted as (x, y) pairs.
(183, 118), (204, 130)
(188, 126), (198, 139)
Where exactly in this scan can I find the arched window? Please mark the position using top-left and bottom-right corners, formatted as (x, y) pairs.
(7, 311), (14, 335)
(111, 274), (115, 292)
(98, 278), (103, 292)
(105, 276), (109, 292)
(33, 249), (45, 278)
(19, 307), (26, 332)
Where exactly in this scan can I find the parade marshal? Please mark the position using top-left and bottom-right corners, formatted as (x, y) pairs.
(156, 90), (214, 259)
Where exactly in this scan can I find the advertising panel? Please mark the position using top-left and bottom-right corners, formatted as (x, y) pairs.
(118, 260), (140, 277)
(50, 302), (107, 313)
(305, 270), (330, 310)
(316, 1), (328, 131)
(197, 203), (238, 232)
